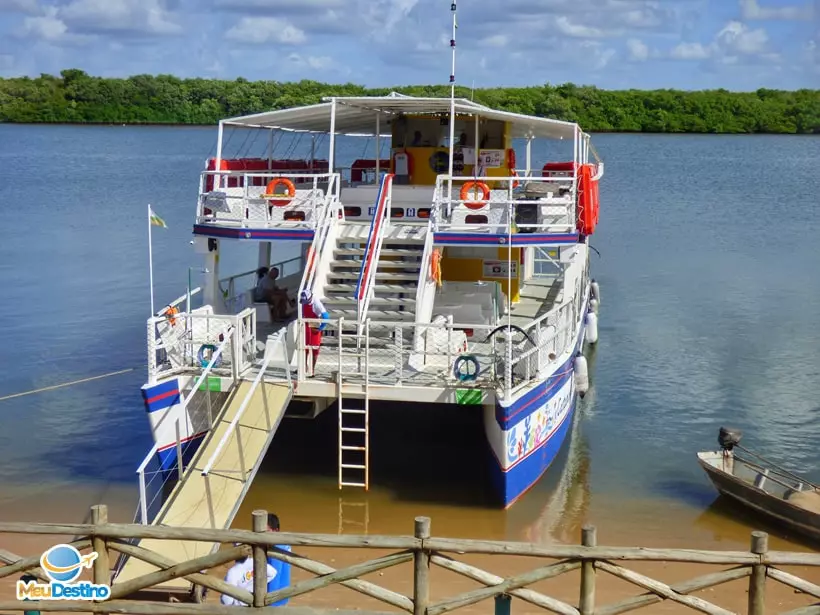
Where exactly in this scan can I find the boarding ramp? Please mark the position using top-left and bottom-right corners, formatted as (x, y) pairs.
(115, 344), (292, 593)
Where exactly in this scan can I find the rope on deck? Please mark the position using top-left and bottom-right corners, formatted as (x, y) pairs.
(0, 368), (136, 402)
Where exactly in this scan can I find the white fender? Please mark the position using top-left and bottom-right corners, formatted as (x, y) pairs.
(585, 312), (599, 345)
(590, 279), (601, 305)
(574, 354), (589, 398)
(589, 297), (599, 313)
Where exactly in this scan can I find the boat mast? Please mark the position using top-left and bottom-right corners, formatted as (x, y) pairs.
(446, 1), (457, 203)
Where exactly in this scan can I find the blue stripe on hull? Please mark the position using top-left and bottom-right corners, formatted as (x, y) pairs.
(487, 280), (591, 507)
(491, 395), (577, 507)
(156, 432), (206, 479)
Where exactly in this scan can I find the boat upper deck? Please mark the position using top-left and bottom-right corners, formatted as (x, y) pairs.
(193, 94), (602, 244)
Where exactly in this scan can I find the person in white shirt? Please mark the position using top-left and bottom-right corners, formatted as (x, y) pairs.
(221, 552), (277, 607)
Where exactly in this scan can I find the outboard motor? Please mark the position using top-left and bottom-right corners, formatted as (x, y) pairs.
(718, 427), (743, 451)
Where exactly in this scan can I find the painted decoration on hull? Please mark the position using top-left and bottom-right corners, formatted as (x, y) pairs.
(505, 377), (574, 468)
(484, 375), (577, 506)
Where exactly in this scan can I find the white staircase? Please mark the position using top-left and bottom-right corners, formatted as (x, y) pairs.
(322, 223), (427, 324)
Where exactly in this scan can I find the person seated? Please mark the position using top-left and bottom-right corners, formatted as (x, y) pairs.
(254, 267), (294, 320)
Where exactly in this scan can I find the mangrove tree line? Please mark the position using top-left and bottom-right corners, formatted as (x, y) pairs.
(0, 69), (818, 134)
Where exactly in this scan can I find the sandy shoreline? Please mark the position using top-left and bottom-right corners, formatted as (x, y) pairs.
(1, 484), (818, 614)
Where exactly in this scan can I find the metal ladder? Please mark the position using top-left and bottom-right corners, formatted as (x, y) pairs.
(337, 322), (370, 490)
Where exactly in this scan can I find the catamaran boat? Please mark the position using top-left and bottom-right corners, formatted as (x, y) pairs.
(136, 93), (604, 549)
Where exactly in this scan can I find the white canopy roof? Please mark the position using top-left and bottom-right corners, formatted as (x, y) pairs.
(221, 94), (580, 141)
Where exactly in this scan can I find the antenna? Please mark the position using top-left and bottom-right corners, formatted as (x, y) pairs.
(446, 0), (458, 202)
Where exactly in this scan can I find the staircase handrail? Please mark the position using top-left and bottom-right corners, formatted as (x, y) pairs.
(413, 224), (437, 327)
(200, 332), (290, 477)
(355, 173), (394, 323)
(299, 173), (341, 299)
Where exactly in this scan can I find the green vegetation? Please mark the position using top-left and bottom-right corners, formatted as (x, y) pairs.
(1, 69), (818, 134)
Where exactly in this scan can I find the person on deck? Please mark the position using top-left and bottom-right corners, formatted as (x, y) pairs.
(299, 289), (329, 375)
(255, 267), (294, 320)
(265, 513), (292, 607)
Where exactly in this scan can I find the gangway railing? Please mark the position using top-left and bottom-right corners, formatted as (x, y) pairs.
(135, 330), (236, 526)
(200, 332), (292, 527)
(355, 173), (394, 324)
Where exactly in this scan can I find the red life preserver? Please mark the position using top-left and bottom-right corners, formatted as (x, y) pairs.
(460, 181), (490, 210)
(264, 178), (296, 207)
(576, 164), (600, 235)
(506, 149), (519, 188)
(165, 305), (179, 327)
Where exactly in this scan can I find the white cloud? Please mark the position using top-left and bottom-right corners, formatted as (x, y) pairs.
(482, 34), (508, 48)
(287, 52), (332, 70)
(716, 21), (768, 55)
(669, 21), (772, 62)
(214, 0), (344, 9)
(670, 41), (712, 60)
(739, 0), (813, 21)
(359, 0), (419, 41)
(22, 7), (70, 42)
(59, 0), (181, 36)
(226, 17), (306, 44)
(627, 38), (649, 61)
(555, 16), (608, 38)
(0, 53), (13, 70)
(0, 0), (39, 13)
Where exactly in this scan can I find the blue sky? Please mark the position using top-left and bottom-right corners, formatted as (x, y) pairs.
(0, 0), (817, 90)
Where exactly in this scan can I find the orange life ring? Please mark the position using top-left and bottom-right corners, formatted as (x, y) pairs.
(430, 248), (443, 288)
(263, 178), (296, 207)
(165, 305), (179, 326)
(460, 181), (490, 210)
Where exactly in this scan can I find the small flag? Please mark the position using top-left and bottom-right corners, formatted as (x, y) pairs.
(149, 206), (167, 228)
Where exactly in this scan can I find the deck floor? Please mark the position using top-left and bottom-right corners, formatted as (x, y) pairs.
(115, 381), (292, 591)
(250, 277), (563, 388)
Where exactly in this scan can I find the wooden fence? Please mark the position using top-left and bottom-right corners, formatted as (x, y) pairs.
(0, 504), (819, 615)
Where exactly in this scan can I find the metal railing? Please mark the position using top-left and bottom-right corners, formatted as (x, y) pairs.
(413, 229), (437, 332)
(147, 308), (256, 383)
(200, 333), (291, 487)
(288, 282), (585, 399)
(298, 177), (344, 307)
(355, 173), (394, 323)
(219, 255), (303, 314)
(197, 171), (341, 229)
(432, 173), (578, 235)
(136, 331), (236, 525)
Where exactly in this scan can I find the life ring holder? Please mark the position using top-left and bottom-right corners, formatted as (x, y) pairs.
(165, 305), (179, 327)
(460, 181), (490, 211)
(263, 178), (296, 207)
(453, 354), (480, 382)
(197, 344), (223, 368)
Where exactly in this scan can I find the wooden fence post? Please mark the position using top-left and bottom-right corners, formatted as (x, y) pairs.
(413, 516), (431, 615)
(252, 510), (268, 608)
(748, 531), (768, 615)
(90, 505), (109, 587)
(579, 525), (596, 615)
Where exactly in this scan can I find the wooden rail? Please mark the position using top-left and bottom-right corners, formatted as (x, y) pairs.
(0, 504), (819, 615)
